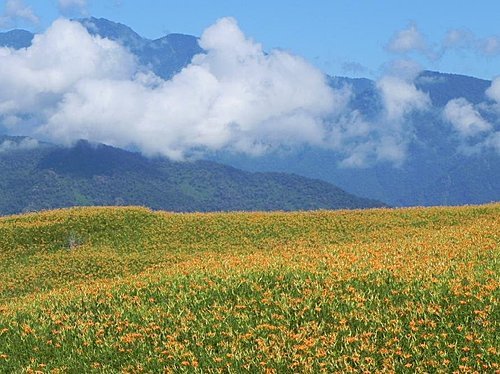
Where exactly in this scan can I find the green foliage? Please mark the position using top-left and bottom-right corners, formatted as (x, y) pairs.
(0, 138), (385, 215)
(0, 204), (498, 372)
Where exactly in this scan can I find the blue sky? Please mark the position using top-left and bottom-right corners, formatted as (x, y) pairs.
(1, 0), (499, 79)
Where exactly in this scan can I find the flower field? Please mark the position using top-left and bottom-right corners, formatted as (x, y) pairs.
(0, 204), (498, 372)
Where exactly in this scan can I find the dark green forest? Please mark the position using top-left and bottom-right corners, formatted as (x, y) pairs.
(0, 137), (385, 215)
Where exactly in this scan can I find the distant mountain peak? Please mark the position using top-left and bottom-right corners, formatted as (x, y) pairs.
(76, 17), (146, 50)
(0, 28), (33, 49)
(419, 70), (491, 82)
(415, 70), (491, 106)
(74, 17), (202, 78)
(77, 17), (139, 35)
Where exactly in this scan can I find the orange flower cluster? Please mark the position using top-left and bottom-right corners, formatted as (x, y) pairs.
(0, 204), (498, 372)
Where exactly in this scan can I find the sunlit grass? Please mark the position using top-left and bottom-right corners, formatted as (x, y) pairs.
(0, 204), (498, 372)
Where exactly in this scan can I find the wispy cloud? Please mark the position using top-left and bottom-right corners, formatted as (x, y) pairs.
(383, 59), (423, 80)
(341, 61), (368, 76)
(0, 137), (38, 153)
(444, 28), (500, 56)
(0, 0), (39, 29)
(486, 77), (500, 103)
(58, 0), (88, 15)
(386, 23), (429, 54)
(324, 71), (430, 168)
(386, 23), (500, 64)
(443, 95), (499, 154)
(377, 76), (430, 122)
(443, 98), (492, 137)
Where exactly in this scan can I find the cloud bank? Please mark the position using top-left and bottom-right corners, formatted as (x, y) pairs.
(0, 19), (136, 130)
(45, 18), (346, 159)
(0, 17), (437, 166)
(0, 18), (343, 160)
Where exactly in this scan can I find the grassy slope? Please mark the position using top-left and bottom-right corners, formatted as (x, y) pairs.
(0, 205), (498, 372)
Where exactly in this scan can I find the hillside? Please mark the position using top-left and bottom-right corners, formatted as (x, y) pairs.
(0, 205), (498, 372)
(0, 136), (384, 215)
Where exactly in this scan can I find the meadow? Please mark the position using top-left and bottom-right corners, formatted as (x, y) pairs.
(0, 204), (498, 373)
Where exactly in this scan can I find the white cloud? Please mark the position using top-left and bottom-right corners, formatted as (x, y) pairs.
(443, 28), (500, 56)
(484, 131), (500, 152)
(482, 78), (500, 153)
(344, 75), (430, 165)
(0, 19), (136, 122)
(0, 137), (38, 153)
(385, 24), (500, 64)
(1, 17), (347, 160)
(323, 75), (430, 167)
(383, 59), (423, 81)
(443, 29), (475, 49)
(326, 113), (412, 168)
(386, 24), (429, 54)
(0, 17), (448, 167)
(486, 77), (500, 103)
(443, 97), (499, 154)
(0, 0), (39, 28)
(481, 37), (500, 56)
(443, 98), (492, 137)
(377, 76), (430, 122)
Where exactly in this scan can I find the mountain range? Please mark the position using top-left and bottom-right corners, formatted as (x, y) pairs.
(0, 135), (384, 215)
(222, 71), (499, 207)
(0, 17), (499, 209)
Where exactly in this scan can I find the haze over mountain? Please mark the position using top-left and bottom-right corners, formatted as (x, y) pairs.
(219, 71), (499, 206)
(0, 17), (498, 207)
